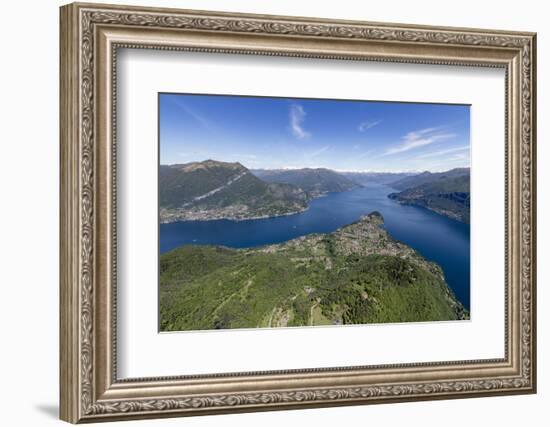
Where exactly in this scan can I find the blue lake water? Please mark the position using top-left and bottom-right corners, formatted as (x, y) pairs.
(160, 184), (470, 310)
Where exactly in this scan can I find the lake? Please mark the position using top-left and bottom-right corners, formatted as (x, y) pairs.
(160, 184), (470, 310)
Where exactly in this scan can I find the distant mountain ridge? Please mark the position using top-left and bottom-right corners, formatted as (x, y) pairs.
(251, 168), (360, 196)
(341, 171), (416, 186)
(160, 160), (309, 222)
(159, 160), (471, 224)
(389, 168), (470, 191)
(388, 168), (470, 223)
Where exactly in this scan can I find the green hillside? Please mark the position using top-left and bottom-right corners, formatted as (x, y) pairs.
(160, 212), (467, 331)
(388, 168), (470, 223)
(160, 160), (309, 222)
(252, 168), (360, 196)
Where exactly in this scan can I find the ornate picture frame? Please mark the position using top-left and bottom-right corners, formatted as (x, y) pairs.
(60, 2), (536, 423)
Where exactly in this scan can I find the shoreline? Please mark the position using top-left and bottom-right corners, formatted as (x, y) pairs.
(389, 198), (469, 224)
(387, 192), (469, 225)
(159, 187), (470, 310)
(158, 190), (340, 224)
(160, 205), (311, 224)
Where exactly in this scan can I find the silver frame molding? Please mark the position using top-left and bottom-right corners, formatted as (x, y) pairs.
(60, 2), (537, 423)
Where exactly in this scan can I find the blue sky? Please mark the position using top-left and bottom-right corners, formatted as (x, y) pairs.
(159, 93), (470, 172)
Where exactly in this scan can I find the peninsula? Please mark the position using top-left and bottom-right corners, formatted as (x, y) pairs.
(160, 212), (468, 331)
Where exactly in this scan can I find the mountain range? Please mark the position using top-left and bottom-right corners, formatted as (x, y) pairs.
(341, 171), (415, 186)
(159, 160), (470, 224)
(251, 168), (360, 196)
(159, 161), (309, 222)
(390, 168), (470, 191)
(160, 160), (364, 222)
(388, 168), (470, 223)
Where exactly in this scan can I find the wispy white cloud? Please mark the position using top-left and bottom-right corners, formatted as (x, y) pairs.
(357, 149), (375, 159)
(383, 127), (456, 156)
(416, 145), (470, 159)
(178, 150), (208, 158)
(173, 99), (212, 129)
(310, 145), (330, 158)
(358, 120), (381, 132)
(289, 104), (311, 140)
(448, 153), (470, 162)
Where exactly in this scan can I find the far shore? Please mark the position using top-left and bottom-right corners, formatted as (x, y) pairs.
(158, 189), (346, 224)
(160, 205), (311, 224)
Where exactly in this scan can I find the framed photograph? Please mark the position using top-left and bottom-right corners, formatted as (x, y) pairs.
(60, 2), (537, 423)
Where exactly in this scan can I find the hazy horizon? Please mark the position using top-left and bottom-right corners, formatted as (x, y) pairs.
(160, 158), (470, 174)
(160, 93), (471, 173)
